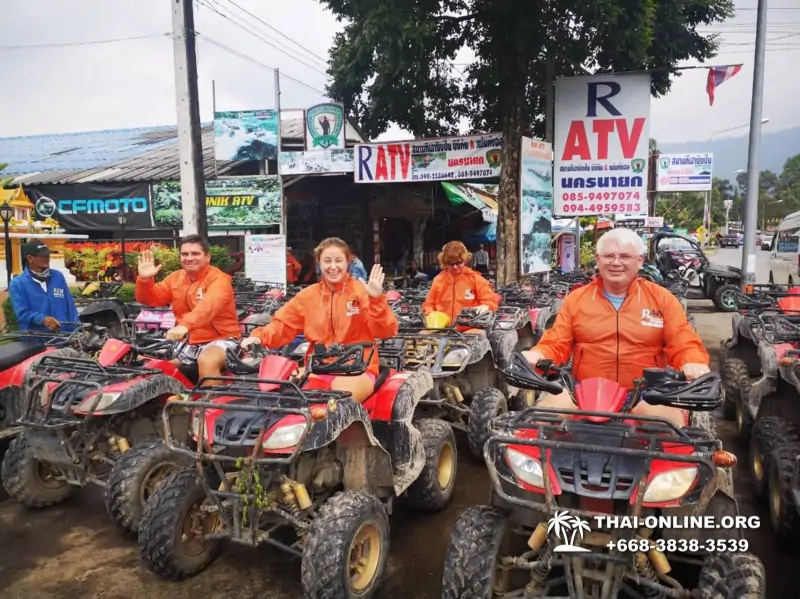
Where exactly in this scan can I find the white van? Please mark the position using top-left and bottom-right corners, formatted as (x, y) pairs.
(768, 211), (800, 285)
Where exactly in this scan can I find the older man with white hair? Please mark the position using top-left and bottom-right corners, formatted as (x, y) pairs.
(523, 227), (710, 426)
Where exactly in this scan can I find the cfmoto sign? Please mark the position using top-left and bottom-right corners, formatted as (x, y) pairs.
(57, 198), (148, 215)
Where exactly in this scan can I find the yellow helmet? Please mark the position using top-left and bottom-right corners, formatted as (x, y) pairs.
(426, 311), (451, 329)
(82, 282), (101, 297)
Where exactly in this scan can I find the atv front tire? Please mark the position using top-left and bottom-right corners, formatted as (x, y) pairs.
(696, 552), (766, 598)
(138, 467), (221, 580)
(105, 440), (187, 537)
(404, 419), (457, 511)
(713, 283), (740, 312)
(768, 440), (800, 547)
(467, 387), (508, 459)
(301, 490), (390, 599)
(727, 358), (754, 442)
(749, 417), (798, 503)
(441, 506), (507, 599)
(1, 433), (73, 507)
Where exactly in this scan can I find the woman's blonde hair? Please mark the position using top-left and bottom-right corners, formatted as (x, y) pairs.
(314, 237), (353, 262)
(438, 240), (472, 268)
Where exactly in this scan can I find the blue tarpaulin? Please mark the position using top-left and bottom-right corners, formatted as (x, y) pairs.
(465, 221), (496, 243)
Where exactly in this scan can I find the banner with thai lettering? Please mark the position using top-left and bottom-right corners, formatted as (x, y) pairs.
(656, 153), (713, 192)
(554, 73), (651, 217)
(28, 183), (153, 231)
(519, 137), (553, 275)
(353, 133), (503, 183)
(151, 177), (281, 229)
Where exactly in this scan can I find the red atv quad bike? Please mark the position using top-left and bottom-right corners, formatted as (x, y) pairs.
(138, 341), (457, 599)
(441, 352), (765, 599)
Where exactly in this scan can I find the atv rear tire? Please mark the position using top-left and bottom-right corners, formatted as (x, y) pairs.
(138, 467), (221, 580)
(696, 552), (766, 598)
(768, 440), (800, 547)
(713, 283), (740, 313)
(467, 387), (508, 459)
(105, 440), (188, 537)
(1, 433), (73, 507)
(404, 419), (457, 511)
(301, 490), (390, 599)
(749, 417), (798, 503)
(441, 506), (507, 599)
(721, 356), (746, 422)
(727, 359), (754, 443)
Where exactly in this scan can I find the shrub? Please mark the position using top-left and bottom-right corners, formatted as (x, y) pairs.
(116, 283), (136, 303)
(2, 296), (16, 331)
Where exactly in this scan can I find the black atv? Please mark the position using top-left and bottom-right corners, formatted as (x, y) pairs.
(650, 232), (742, 312)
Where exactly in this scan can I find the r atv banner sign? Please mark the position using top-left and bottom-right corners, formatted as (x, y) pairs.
(554, 73), (651, 217)
(151, 177), (281, 229)
(656, 153), (713, 192)
(28, 183), (154, 231)
(353, 133), (503, 183)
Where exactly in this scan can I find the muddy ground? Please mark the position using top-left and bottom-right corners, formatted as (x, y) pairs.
(0, 308), (797, 599)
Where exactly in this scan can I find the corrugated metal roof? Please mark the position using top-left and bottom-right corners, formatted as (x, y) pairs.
(0, 116), (365, 186)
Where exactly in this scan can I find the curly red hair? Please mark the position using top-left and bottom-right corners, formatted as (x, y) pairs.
(438, 241), (472, 268)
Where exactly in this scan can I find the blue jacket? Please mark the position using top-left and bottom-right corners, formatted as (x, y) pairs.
(9, 269), (80, 333)
(350, 258), (368, 281)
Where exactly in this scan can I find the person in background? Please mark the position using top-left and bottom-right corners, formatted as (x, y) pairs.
(474, 244), (490, 275)
(10, 240), (80, 333)
(350, 251), (368, 281)
(406, 260), (428, 287)
(286, 247), (302, 284)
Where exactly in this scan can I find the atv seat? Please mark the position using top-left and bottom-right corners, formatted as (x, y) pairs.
(0, 341), (45, 372)
(361, 365), (393, 413)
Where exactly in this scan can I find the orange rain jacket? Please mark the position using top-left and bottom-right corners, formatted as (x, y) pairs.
(421, 266), (499, 328)
(250, 275), (399, 376)
(135, 265), (241, 344)
(286, 252), (302, 284)
(534, 277), (709, 389)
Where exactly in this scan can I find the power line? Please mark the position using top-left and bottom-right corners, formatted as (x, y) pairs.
(220, 0), (328, 65)
(195, 0), (329, 77)
(197, 33), (329, 96)
(0, 33), (170, 50)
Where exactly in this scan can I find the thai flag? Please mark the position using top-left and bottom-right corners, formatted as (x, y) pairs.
(707, 65), (743, 105)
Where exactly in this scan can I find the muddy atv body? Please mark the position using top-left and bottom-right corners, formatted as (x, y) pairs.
(137, 342), (457, 599)
(441, 353), (763, 599)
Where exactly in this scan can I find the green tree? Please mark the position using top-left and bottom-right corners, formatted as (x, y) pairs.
(778, 153), (800, 214)
(0, 163), (14, 189)
(321, 0), (734, 283)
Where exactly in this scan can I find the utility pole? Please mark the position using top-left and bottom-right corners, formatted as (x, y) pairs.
(275, 68), (286, 236)
(740, 0), (768, 287)
(172, 0), (207, 238)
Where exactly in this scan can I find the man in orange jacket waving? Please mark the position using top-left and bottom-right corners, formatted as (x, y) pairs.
(135, 235), (241, 386)
(523, 228), (710, 427)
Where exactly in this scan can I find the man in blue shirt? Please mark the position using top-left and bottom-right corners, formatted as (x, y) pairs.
(349, 252), (368, 281)
(9, 240), (80, 333)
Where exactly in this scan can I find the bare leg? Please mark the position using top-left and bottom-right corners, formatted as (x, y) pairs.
(630, 401), (687, 427)
(534, 389), (577, 411)
(330, 374), (376, 403)
(197, 345), (227, 387)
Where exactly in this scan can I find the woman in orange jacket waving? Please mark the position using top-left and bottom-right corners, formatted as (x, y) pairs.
(241, 238), (399, 402)
(422, 240), (499, 332)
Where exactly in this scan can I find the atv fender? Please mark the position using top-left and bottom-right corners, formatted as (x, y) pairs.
(487, 329), (518, 369)
(466, 333), (492, 365)
(20, 348), (85, 388)
(532, 306), (553, 335)
(78, 300), (128, 324)
(661, 489), (744, 543)
(740, 343), (786, 420)
(84, 374), (187, 416)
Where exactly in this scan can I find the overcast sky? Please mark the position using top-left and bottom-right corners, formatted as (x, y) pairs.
(1, 0), (798, 145)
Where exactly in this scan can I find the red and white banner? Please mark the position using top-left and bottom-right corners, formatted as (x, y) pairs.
(553, 73), (651, 217)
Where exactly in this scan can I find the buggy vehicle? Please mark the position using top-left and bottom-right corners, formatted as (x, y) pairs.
(137, 341), (456, 599)
(441, 352), (762, 599)
(378, 307), (517, 459)
(650, 232), (742, 311)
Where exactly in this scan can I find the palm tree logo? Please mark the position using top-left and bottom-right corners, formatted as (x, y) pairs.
(547, 510), (592, 553)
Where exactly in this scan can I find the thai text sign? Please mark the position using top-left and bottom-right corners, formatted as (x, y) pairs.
(554, 73), (651, 217)
(354, 133), (503, 183)
(656, 153), (713, 192)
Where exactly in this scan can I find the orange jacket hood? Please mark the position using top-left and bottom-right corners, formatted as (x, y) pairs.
(135, 265), (241, 344)
(534, 277), (709, 389)
(251, 274), (399, 376)
(421, 266), (499, 326)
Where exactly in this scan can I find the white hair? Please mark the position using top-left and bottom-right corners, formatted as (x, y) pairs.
(596, 227), (646, 255)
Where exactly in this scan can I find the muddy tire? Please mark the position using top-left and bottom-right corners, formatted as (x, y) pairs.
(728, 359), (754, 442)
(721, 356), (746, 422)
(697, 552), (766, 598)
(467, 387), (507, 459)
(301, 490), (390, 599)
(510, 389), (537, 412)
(105, 440), (188, 537)
(441, 506), (507, 599)
(1, 433), (73, 507)
(138, 467), (221, 580)
(749, 417), (798, 503)
(713, 283), (740, 312)
(767, 440), (800, 547)
(404, 419), (457, 512)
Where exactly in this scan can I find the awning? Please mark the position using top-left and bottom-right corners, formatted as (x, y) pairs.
(441, 182), (498, 222)
(465, 221), (496, 244)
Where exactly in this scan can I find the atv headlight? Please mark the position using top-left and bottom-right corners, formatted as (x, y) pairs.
(643, 466), (698, 503)
(75, 392), (121, 413)
(443, 348), (469, 367)
(263, 423), (306, 450)
(506, 447), (544, 487)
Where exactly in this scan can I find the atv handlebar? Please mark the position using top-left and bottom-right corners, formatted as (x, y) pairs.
(307, 341), (375, 376)
(455, 307), (496, 329)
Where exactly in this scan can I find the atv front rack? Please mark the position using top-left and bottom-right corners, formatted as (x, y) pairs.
(378, 329), (481, 376)
(485, 407), (719, 521)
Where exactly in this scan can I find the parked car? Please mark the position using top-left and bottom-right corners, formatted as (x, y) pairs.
(720, 233), (741, 248)
(761, 234), (774, 250)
